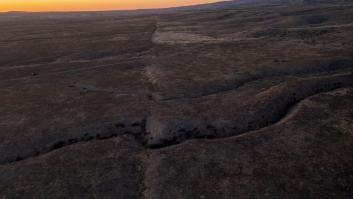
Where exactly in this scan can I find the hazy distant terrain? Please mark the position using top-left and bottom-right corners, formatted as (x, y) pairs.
(0, 0), (353, 198)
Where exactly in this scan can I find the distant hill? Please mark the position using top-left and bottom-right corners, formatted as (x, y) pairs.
(173, 0), (353, 10)
(139, 0), (353, 13)
(2, 0), (352, 17)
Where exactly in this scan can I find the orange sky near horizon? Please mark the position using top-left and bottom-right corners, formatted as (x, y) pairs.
(0, 0), (223, 12)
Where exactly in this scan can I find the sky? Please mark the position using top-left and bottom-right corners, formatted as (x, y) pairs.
(0, 0), (223, 12)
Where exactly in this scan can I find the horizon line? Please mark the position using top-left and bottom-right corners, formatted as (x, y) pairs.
(0, 0), (230, 13)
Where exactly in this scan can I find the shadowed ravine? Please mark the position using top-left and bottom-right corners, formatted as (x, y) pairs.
(1, 72), (352, 165)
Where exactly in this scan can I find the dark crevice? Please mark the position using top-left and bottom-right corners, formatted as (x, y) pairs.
(147, 86), (350, 149)
(144, 73), (353, 148)
(1, 73), (353, 165)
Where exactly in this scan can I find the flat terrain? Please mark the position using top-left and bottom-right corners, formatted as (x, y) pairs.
(0, 1), (353, 198)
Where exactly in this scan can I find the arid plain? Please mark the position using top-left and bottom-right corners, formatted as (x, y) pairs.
(0, 1), (353, 198)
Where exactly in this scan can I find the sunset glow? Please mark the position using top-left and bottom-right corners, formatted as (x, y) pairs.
(0, 0), (222, 12)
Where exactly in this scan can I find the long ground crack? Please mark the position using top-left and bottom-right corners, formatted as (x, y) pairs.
(0, 72), (352, 165)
